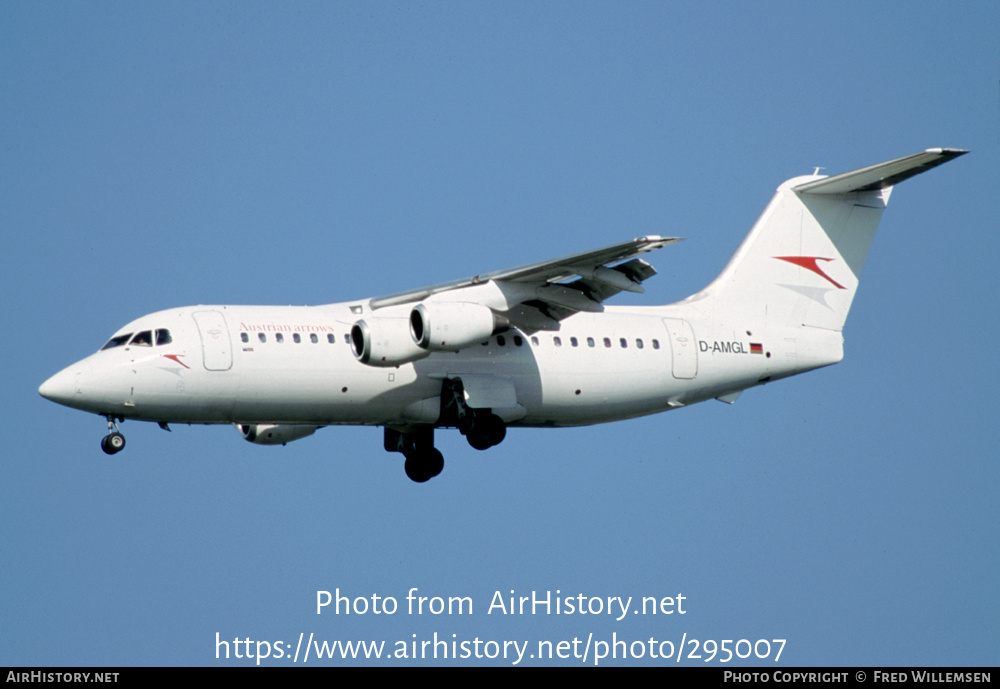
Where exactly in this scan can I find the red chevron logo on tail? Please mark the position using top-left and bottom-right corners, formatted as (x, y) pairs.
(773, 256), (846, 289)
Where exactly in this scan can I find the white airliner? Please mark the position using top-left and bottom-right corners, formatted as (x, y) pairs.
(39, 149), (965, 481)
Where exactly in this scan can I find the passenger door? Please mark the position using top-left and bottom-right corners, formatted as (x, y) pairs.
(192, 310), (233, 371)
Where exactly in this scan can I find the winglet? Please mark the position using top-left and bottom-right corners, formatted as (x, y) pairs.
(794, 148), (968, 195)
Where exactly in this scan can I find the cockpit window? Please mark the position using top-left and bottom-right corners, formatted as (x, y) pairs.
(155, 328), (172, 345)
(129, 331), (153, 347)
(101, 333), (133, 350)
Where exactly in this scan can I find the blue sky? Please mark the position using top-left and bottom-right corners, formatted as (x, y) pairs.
(2, 2), (997, 666)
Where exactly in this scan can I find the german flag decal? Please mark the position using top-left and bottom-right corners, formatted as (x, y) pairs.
(750, 343), (764, 355)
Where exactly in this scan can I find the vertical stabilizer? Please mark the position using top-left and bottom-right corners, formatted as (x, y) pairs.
(684, 149), (966, 333)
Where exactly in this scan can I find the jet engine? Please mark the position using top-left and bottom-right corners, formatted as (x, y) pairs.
(351, 318), (431, 366)
(237, 423), (318, 445)
(410, 302), (509, 351)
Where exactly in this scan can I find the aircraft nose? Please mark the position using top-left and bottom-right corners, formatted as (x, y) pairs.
(39, 363), (89, 406)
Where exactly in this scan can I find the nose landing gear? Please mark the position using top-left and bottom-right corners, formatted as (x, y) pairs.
(101, 416), (126, 455)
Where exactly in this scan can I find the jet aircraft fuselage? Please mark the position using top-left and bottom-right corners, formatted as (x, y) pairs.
(40, 302), (835, 426)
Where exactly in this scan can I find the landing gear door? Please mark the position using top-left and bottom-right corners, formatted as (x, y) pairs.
(662, 318), (698, 379)
(450, 374), (526, 422)
(193, 310), (233, 371)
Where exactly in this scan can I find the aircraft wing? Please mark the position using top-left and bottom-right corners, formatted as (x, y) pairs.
(369, 235), (682, 330)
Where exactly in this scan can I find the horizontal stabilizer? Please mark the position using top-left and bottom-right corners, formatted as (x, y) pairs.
(794, 148), (968, 195)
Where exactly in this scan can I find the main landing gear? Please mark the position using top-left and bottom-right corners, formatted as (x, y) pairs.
(440, 378), (507, 451)
(100, 415), (126, 455)
(385, 427), (443, 483)
(385, 378), (508, 482)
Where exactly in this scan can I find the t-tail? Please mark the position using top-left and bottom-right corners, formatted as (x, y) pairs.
(684, 148), (967, 334)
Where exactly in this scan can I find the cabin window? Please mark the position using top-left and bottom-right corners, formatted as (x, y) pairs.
(652, 339), (660, 350)
(603, 337), (612, 348)
(636, 338), (644, 349)
(101, 333), (133, 350)
(293, 333), (301, 343)
(620, 338), (628, 349)
(587, 337), (595, 348)
(310, 333), (318, 344)
(276, 333), (284, 343)
(497, 335), (506, 347)
(531, 336), (539, 346)
(129, 331), (153, 347)
(344, 333), (351, 344)
(570, 337), (578, 347)
(513, 335), (523, 347)
(553, 336), (562, 347)
(258, 333), (266, 343)
(240, 333), (249, 343)
(328, 334), (335, 344)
